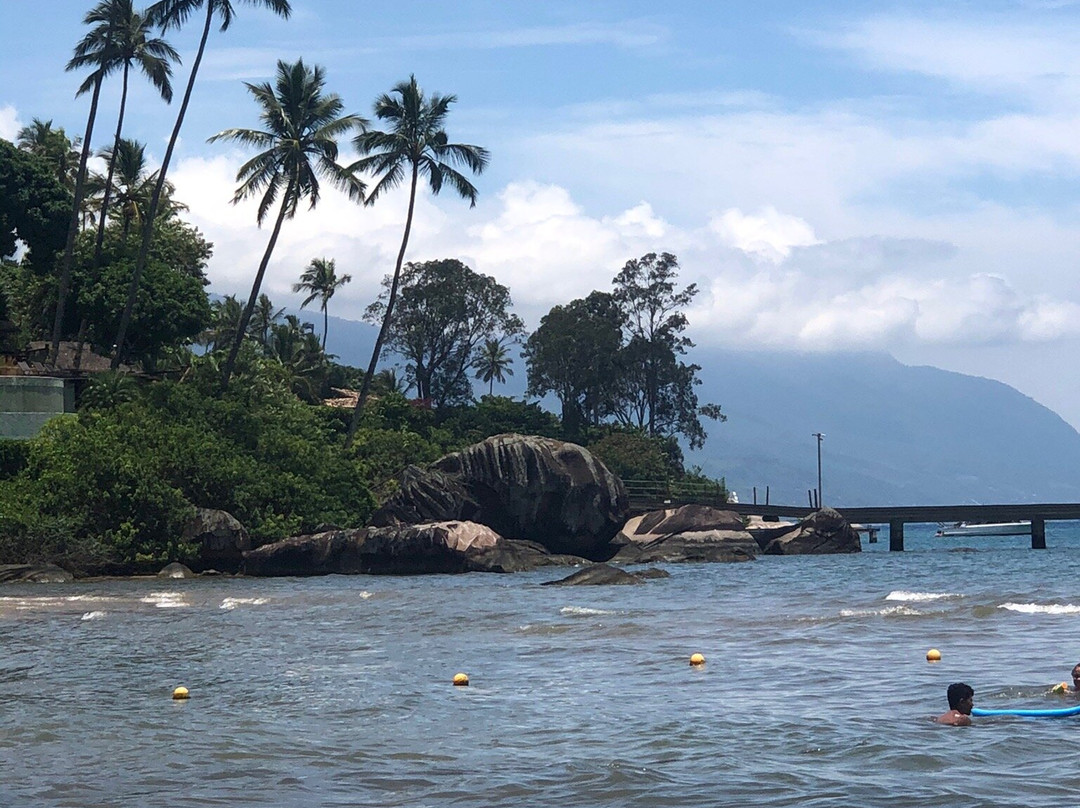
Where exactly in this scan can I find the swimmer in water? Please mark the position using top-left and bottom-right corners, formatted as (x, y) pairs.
(1050, 662), (1080, 694)
(937, 682), (973, 726)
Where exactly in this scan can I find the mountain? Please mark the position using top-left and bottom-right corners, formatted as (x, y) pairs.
(688, 349), (1080, 507)
(308, 309), (1080, 507)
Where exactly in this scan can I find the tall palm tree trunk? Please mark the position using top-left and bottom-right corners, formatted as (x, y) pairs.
(346, 163), (418, 446)
(112, 3), (213, 368)
(322, 306), (328, 351)
(49, 76), (102, 367)
(220, 196), (292, 389)
(94, 62), (131, 258)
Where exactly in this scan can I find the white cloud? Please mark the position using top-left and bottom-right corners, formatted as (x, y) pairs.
(379, 22), (666, 52)
(0, 105), (20, 141)
(709, 206), (820, 263)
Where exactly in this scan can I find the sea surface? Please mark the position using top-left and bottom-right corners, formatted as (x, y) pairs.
(6, 523), (1080, 807)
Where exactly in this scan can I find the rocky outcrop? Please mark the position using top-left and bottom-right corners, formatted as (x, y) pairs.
(242, 529), (369, 577)
(157, 562), (196, 579)
(758, 507), (861, 555)
(542, 563), (645, 586)
(609, 504), (758, 563)
(242, 521), (582, 577)
(370, 434), (628, 558)
(0, 563), (74, 583)
(181, 508), (251, 572)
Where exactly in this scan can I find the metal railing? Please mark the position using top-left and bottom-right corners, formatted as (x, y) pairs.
(623, 479), (729, 513)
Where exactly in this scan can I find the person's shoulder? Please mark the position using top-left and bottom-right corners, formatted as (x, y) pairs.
(937, 710), (971, 726)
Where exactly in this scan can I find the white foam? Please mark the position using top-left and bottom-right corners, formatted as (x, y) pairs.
(560, 606), (615, 616)
(140, 592), (187, 609)
(219, 597), (269, 610)
(885, 591), (961, 602)
(358, 591), (373, 600)
(999, 602), (1080, 615)
(81, 611), (106, 621)
(840, 605), (923, 617)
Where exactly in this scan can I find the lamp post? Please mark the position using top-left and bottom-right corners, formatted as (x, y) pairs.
(812, 432), (825, 508)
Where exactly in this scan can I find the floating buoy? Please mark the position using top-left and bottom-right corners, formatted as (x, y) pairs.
(172, 686), (190, 700)
(926, 648), (941, 662)
(452, 673), (469, 687)
(690, 653), (706, 666)
(1052, 682), (1069, 694)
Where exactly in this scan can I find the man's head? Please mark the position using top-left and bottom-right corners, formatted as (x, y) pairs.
(1071, 662), (1080, 687)
(947, 682), (974, 713)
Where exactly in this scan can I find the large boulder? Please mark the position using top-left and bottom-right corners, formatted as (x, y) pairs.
(242, 529), (369, 577)
(369, 433), (629, 558)
(542, 563), (645, 586)
(182, 508), (251, 572)
(760, 507), (861, 555)
(242, 522), (578, 576)
(0, 563), (74, 583)
(609, 505), (758, 563)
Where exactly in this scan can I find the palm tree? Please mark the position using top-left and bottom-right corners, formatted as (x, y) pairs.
(208, 58), (366, 388)
(51, 0), (133, 365)
(16, 118), (82, 188)
(89, 0), (178, 260)
(86, 138), (187, 237)
(249, 293), (284, 347)
(344, 75), (490, 444)
(472, 337), (514, 396)
(112, 0), (293, 369)
(293, 257), (351, 349)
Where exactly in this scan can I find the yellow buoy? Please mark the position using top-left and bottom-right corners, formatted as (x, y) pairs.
(1052, 682), (1069, 694)
(690, 653), (706, 666)
(926, 648), (941, 662)
(172, 686), (190, 700)
(452, 673), (469, 687)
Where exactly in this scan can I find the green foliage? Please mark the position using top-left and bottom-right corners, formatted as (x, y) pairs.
(0, 371), (376, 569)
(0, 439), (31, 480)
(0, 138), (72, 269)
(586, 431), (682, 483)
(365, 258), (524, 407)
(439, 396), (562, 446)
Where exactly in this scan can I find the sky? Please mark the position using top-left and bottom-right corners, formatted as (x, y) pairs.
(4, 0), (1080, 426)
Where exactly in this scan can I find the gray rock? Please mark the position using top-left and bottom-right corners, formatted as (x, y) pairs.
(0, 563), (74, 583)
(610, 505), (757, 563)
(542, 563), (645, 586)
(242, 522), (581, 577)
(370, 433), (628, 558)
(157, 562), (196, 579)
(242, 529), (369, 577)
(761, 507), (861, 555)
(181, 508), (250, 573)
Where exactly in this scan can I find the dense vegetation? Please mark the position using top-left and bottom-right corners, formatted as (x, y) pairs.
(0, 0), (726, 573)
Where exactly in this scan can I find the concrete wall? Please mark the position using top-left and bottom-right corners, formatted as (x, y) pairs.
(0, 377), (74, 440)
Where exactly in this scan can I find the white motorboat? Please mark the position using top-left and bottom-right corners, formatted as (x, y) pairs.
(935, 521), (1031, 537)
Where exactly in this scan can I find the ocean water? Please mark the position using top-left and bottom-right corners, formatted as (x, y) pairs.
(5, 523), (1080, 807)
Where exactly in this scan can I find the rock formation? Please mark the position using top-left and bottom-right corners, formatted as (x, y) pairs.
(370, 433), (628, 558)
(181, 508), (251, 572)
(757, 507), (861, 554)
(609, 504), (758, 563)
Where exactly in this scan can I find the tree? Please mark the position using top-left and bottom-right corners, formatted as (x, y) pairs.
(0, 139), (71, 271)
(293, 257), (351, 349)
(249, 292), (284, 347)
(52, 0), (137, 366)
(16, 119), (82, 189)
(88, 0), (177, 261)
(345, 76), (490, 441)
(208, 58), (365, 388)
(86, 138), (187, 237)
(473, 337), (514, 396)
(524, 291), (624, 441)
(363, 258), (523, 407)
(68, 217), (212, 368)
(610, 252), (721, 449)
(112, 0), (293, 368)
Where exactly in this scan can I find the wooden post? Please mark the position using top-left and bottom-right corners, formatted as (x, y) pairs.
(889, 520), (905, 551)
(1031, 517), (1046, 550)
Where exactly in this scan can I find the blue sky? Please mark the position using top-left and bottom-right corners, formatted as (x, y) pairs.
(5, 1), (1080, 426)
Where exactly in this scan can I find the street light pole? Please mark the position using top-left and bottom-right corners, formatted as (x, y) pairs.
(812, 432), (825, 508)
